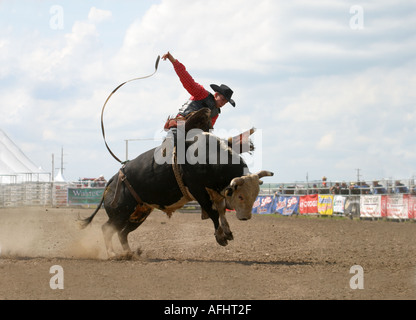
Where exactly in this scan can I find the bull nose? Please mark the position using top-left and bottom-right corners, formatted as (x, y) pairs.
(236, 211), (252, 221)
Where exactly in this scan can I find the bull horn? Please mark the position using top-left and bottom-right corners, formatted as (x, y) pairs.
(230, 177), (245, 188)
(256, 170), (274, 179)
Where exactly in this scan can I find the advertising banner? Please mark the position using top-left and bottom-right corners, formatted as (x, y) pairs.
(360, 195), (382, 218)
(409, 196), (416, 220)
(273, 196), (299, 216)
(299, 194), (318, 215)
(318, 195), (333, 215)
(251, 194), (416, 219)
(333, 195), (346, 214)
(67, 187), (105, 205)
(386, 194), (408, 219)
(380, 195), (387, 217)
(252, 195), (275, 214)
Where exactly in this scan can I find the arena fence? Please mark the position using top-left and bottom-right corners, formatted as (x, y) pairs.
(0, 178), (415, 221)
(0, 182), (52, 207)
(255, 178), (416, 220)
(253, 193), (416, 220)
(0, 182), (103, 208)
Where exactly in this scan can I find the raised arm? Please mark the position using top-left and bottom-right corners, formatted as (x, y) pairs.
(162, 51), (208, 100)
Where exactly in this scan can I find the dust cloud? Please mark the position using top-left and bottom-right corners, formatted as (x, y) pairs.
(0, 207), (107, 260)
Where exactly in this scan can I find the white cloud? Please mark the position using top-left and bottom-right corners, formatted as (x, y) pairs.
(115, 0), (281, 73)
(1, 88), (33, 124)
(88, 7), (112, 24)
(317, 133), (335, 150)
(1, 0), (415, 182)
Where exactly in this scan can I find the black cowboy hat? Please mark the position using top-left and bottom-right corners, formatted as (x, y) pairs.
(210, 84), (236, 107)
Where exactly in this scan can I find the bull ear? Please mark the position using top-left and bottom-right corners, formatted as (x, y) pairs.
(256, 170), (274, 179)
(230, 177), (245, 188)
(225, 187), (234, 197)
(259, 180), (264, 185)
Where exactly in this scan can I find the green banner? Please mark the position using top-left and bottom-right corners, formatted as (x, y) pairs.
(67, 187), (105, 205)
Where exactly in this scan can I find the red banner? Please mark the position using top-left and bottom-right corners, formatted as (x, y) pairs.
(299, 194), (318, 215)
(381, 195), (387, 217)
(408, 196), (416, 219)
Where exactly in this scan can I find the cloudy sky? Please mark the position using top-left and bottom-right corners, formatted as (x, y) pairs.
(1, 0), (415, 183)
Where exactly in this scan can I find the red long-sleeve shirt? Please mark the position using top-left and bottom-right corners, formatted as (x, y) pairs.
(173, 59), (219, 126)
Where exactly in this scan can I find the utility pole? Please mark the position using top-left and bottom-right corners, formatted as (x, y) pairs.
(60, 147), (64, 175)
(125, 138), (158, 161)
(56, 147), (65, 176)
(356, 168), (361, 182)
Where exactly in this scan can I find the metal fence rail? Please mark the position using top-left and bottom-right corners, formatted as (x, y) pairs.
(260, 178), (416, 196)
(0, 182), (53, 207)
(1, 178), (415, 208)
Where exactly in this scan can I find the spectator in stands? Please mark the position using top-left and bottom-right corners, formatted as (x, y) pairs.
(330, 182), (341, 195)
(349, 182), (360, 195)
(371, 180), (387, 194)
(93, 175), (107, 187)
(340, 182), (349, 195)
(310, 184), (319, 195)
(359, 181), (371, 194)
(319, 176), (329, 194)
(274, 185), (284, 196)
(394, 180), (409, 193)
(410, 181), (416, 195)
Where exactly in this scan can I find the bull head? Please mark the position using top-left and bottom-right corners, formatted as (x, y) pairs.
(225, 170), (274, 220)
(225, 170), (274, 196)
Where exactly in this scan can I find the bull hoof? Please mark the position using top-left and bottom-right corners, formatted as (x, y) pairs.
(215, 235), (228, 246)
(109, 251), (141, 261)
(215, 226), (229, 246)
(225, 231), (234, 241)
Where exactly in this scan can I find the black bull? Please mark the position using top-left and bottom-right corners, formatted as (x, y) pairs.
(80, 131), (273, 258)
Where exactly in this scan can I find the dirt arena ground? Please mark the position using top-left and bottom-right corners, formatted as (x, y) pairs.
(0, 206), (415, 300)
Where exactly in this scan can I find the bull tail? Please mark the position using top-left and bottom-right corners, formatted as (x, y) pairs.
(78, 195), (105, 229)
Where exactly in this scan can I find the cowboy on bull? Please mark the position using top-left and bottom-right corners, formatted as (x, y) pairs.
(162, 51), (236, 131)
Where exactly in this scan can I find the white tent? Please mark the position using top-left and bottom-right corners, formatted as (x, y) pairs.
(54, 170), (66, 183)
(0, 129), (50, 183)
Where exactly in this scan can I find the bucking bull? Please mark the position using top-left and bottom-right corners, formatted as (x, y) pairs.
(80, 110), (273, 258)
